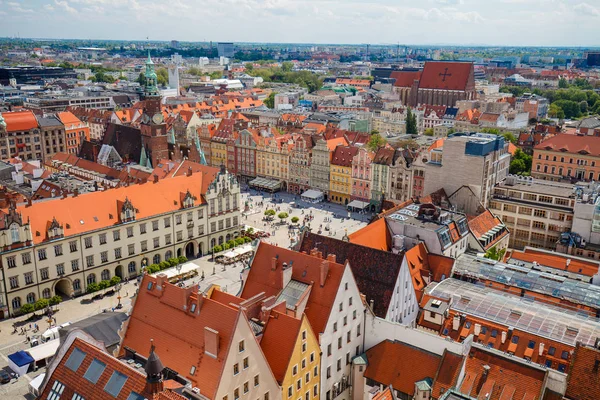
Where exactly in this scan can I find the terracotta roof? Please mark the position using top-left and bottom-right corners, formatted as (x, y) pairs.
(372, 386), (395, 400)
(534, 134), (600, 156)
(331, 145), (359, 167)
(479, 113), (501, 123)
(372, 147), (395, 165)
(432, 350), (464, 398)
(364, 340), (460, 397)
(507, 248), (599, 277)
(458, 346), (546, 400)
(467, 210), (509, 251)
(404, 243), (454, 302)
(57, 111), (84, 128)
(390, 70), (422, 88)
(565, 343), (600, 400)
(428, 138), (445, 151)
(298, 232), (403, 318)
(241, 241), (344, 335)
(348, 218), (392, 251)
(325, 137), (348, 152)
(259, 310), (303, 383)
(16, 173), (210, 244)
(1, 110), (38, 132)
(507, 142), (518, 156)
(120, 275), (241, 399)
(418, 62), (474, 91)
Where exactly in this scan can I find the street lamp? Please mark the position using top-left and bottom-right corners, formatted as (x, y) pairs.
(176, 263), (183, 283)
(115, 283), (122, 309)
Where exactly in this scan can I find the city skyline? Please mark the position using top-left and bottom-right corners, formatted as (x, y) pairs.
(0, 0), (599, 47)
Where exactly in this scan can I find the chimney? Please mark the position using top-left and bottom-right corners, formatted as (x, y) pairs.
(452, 315), (460, 331)
(538, 342), (545, 357)
(73, 188), (79, 197)
(204, 327), (219, 358)
(501, 331), (507, 344)
(153, 174), (159, 183)
(187, 166), (193, 177)
(310, 248), (323, 259)
(271, 257), (278, 271)
(327, 254), (336, 263)
(282, 262), (293, 289)
(155, 274), (168, 291)
(474, 323), (481, 336)
(26, 197), (32, 207)
(319, 260), (329, 287)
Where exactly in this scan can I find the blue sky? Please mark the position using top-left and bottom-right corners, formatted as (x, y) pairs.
(0, 0), (599, 46)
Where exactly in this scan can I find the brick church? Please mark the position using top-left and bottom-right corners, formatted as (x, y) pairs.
(391, 61), (476, 107)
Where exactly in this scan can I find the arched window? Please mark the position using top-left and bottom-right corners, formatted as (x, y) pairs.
(153, 254), (161, 264)
(12, 297), (21, 310)
(101, 269), (110, 281)
(218, 236), (224, 245)
(165, 250), (172, 260)
(42, 288), (51, 299)
(87, 273), (96, 285)
(27, 292), (35, 304)
(10, 225), (19, 243)
(73, 279), (81, 291)
(128, 261), (136, 274)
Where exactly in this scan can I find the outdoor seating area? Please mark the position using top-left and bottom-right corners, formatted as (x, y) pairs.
(215, 245), (254, 265)
(347, 200), (370, 212)
(249, 177), (282, 192)
(300, 189), (324, 203)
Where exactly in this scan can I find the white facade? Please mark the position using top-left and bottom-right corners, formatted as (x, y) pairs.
(383, 257), (419, 326)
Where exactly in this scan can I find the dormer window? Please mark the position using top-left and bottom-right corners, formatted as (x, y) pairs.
(120, 197), (136, 222)
(47, 217), (64, 240)
(182, 190), (195, 209)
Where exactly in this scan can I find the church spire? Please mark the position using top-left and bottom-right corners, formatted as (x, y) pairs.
(143, 50), (159, 100)
(143, 339), (165, 396)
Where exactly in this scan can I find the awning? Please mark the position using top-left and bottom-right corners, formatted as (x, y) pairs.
(150, 261), (198, 279)
(223, 251), (237, 259)
(248, 177), (282, 191)
(7, 350), (34, 376)
(27, 339), (60, 362)
(29, 373), (45, 397)
(301, 189), (324, 201)
(347, 200), (370, 210)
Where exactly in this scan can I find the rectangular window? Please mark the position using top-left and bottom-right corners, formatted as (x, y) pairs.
(243, 357), (249, 369)
(71, 260), (79, 272)
(113, 230), (120, 241)
(139, 224), (146, 234)
(84, 237), (92, 248)
(234, 389), (239, 400)
(54, 244), (63, 256)
(48, 380), (65, 400)
(99, 233), (107, 245)
(41, 268), (49, 280)
(9, 276), (18, 289)
(314, 366), (318, 377)
(56, 263), (65, 275)
(24, 272), (33, 284)
(177, 231), (183, 241)
(22, 252), (31, 265)
(327, 344), (331, 356)
(338, 337), (342, 349)
(165, 234), (172, 245)
(176, 215), (182, 225)
(114, 247), (122, 259)
(288, 387), (293, 398)
(128, 244), (135, 256)
(141, 240), (148, 252)
(234, 363), (239, 375)
(86, 255), (94, 267)
(357, 324), (361, 337)
(127, 227), (134, 237)
(6, 256), (16, 268)
(70, 241), (77, 252)
(153, 237), (160, 248)
(239, 340), (245, 352)
(164, 217), (171, 228)
(152, 220), (159, 231)
(38, 248), (47, 260)
(254, 375), (259, 387)
(243, 382), (249, 394)
(101, 251), (108, 263)
(347, 331), (351, 343)
(66, 348), (87, 372)
(83, 358), (106, 384)
(336, 359), (341, 371)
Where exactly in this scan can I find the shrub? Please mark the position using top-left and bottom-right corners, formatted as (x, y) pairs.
(49, 295), (62, 306)
(227, 240), (236, 248)
(168, 258), (179, 267)
(245, 227), (254, 235)
(109, 276), (121, 286)
(222, 243), (231, 250)
(264, 209), (276, 216)
(87, 283), (100, 293)
(34, 299), (49, 311)
(243, 236), (252, 243)
(147, 264), (160, 274)
(178, 256), (188, 264)
(98, 280), (110, 290)
(213, 245), (223, 253)
(235, 237), (245, 246)
(159, 261), (170, 270)
(291, 216), (299, 224)
(278, 212), (289, 221)
(20, 303), (35, 315)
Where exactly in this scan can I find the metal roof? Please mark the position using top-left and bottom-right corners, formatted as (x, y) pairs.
(277, 279), (310, 310)
(426, 278), (600, 347)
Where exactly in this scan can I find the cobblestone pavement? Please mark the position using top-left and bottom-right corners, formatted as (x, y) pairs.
(0, 190), (369, 398)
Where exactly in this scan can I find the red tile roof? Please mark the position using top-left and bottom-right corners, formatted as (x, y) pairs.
(325, 137), (348, 152)
(507, 248), (599, 277)
(418, 62), (474, 91)
(16, 173), (210, 244)
(535, 134), (600, 156)
(565, 343), (600, 400)
(348, 217), (391, 251)
(241, 241), (344, 335)
(390, 70), (422, 88)
(120, 275), (241, 399)
(1, 110), (38, 132)
(364, 340), (461, 397)
(331, 145), (359, 167)
(404, 243), (454, 301)
(467, 210), (509, 250)
(458, 346), (546, 400)
(259, 310), (303, 383)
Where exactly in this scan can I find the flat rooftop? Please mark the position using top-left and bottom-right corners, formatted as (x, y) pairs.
(386, 203), (468, 231)
(426, 278), (600, 348)
(497, 178), (574, 198)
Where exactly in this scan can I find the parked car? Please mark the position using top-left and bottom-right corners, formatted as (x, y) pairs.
(0, 370), (11, 384)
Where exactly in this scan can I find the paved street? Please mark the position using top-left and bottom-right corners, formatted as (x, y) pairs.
(0, 191), (368, 398)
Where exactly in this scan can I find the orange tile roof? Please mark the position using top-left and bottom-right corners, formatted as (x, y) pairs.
(428, 138), (445, 151)
(241, 242), (344, 335)
(390, 70), (422, 88)
(458, 347), (545, 400)
(507, 142), (518, 155)
(508, 248), (599, 277)
(325, 137), (348, 152)
(565, 343), (600, 400)
(419, 62), (473, 91)
(331, 145), (359, 167)
(404, 243), (454, 301)
(16, 173), (210, 244)
(348, 218), (391, 251)
(1, 110), (38, 132)
(259, 310), (303, 383)
(535, 134), (600, 156)
(57, 111), (84, 128)
(120, 275), (241, 399)
(467, 210), (509, 250)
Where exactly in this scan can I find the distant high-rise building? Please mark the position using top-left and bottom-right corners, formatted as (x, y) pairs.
(585, 51), (600, 67)
(170, 40), (179, 49)
(217, 42), (234, 58)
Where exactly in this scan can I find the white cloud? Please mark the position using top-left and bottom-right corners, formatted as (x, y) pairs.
(44, 3), (54, 10)
(573, 2), (600, 17)
(54, 0), (78, 13)
(8, 1), (34, 12)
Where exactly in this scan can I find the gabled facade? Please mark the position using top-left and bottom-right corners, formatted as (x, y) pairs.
(351, 148), (373, 204)
(310, 139), (332, 199)
(235, 129), (258, 183)
(288, 134), (313, 195)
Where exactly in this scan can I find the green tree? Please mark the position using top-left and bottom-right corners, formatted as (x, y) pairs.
(291, 216), (299, 224)
(188, 67), (202, 76)
(502, 132), (517, 144)
(281, 61), (293, 72)
(484, 245), (506, 261)
(264, 92), (275, 109)
(99, 280), (110, 290)
(367, 133), (386, 151)
(49, 295), (62, 306)
(264, 209), (276, 217)
(423, 128), (434, 136)
(509, 148), (532, 175)
(548, 103), (565, 119)
(156, 67), (169, 86)
(406, 107), (418, 135)
(552, 100), (581, 119)
(110, 276), (121, 286)
(178, 256), (188, 264)
(579, 100), (589, 114)
(136, 72), (146, 86)
(213, 245), (223, 253)
(558, 78), (569, 89)
(235, 237), (245, 246)
(278, 212), (289, 222)
(34, 298), (49, 311)
(245, 63), (254, 73)
(210, 71), (223, 79)
(20, 303), (35, 315)
(87, 283), (100, 293)
(222, 243), (231, 250)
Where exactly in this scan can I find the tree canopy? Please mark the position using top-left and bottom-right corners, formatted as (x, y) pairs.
(406, 107), (418, 135)
(367, 133), (387, 151)
(509, 148), (532, 175)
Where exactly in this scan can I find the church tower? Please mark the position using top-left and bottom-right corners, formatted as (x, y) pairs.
(143, 50), (160, 100)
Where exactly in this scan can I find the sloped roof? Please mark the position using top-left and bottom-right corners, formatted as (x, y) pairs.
(404, 243), (454, 302)
(565, 343), (600, 400)
(535, 134), (600, 156)
(419, 62), (473, 91)
(331, 145), (359, 167)
(1, 110), (38, 132)
(467, 210), (509, 250)
(390, 69), (422, 88)
(17, 173), (209, 244)
(241, 241), (344, 335)
(507, 248), (599, 277)
(59, 312), (129, 348)
(348, 217), (392, 251)
(120, 275), (241, 399)
(298, 232), (403, 318)
(259, 310), (302, 383)
(326, 137), (348, 152)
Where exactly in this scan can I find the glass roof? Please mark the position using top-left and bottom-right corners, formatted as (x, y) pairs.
(426, 278), (600, 347)
(454, 254), (600, 309)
